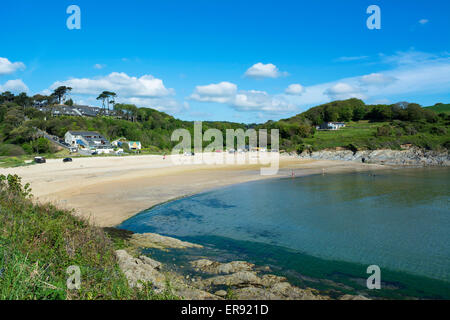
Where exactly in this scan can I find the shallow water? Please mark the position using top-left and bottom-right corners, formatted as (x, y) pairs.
(119, 168), (450, 287)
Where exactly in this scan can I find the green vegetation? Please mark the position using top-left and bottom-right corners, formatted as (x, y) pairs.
(425, 103), (450, 114)
(0, 90), (248, 157)
(0, 90), (448, 157)
(0, 174), (178, 300)
(300, 120), (449, 152)
(260, 98), (449, 152)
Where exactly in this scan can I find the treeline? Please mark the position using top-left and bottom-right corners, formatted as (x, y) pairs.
(260, 99), (449, 151)
(0, 90), (448, 156)
(0, 91), (249, 156)
(282, 98), (443, 125)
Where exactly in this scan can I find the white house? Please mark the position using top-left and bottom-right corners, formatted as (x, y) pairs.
(64, 131), (114, 154)
(316, 122), (346, 130)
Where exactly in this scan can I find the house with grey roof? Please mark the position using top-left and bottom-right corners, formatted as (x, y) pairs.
(64, 131), (113, 154)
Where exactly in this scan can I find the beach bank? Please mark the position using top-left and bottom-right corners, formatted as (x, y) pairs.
(0, 154), (385, 227)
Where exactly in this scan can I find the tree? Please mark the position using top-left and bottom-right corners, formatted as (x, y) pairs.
(52, 86), (72, 104)
(352, 105), (367, 121)
(105, 91), (116, 111)
(14, 92), (32, 111)
(65, 98), (74, 106)
(32, 94), (50, 106)
(96, 91), (116, 114)
(324, 106), (338, 122)
(0, 91), (15, 103)
(338, 105), (353, 122)
(405, 103), (424, 121)
(32, 137), (51, 154)
(96, 92), (108, 114)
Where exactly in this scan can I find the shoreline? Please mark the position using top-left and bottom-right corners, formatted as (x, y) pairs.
(0, 153), (388, 227)
(2, 154), (448, 300)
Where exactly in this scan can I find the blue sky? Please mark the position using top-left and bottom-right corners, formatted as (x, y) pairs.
(1, 0), (449, 123)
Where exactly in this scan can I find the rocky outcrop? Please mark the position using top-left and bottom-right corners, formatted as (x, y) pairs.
(115, 249), (219, 299)
(190, 259), (329, 300)
(130, 232), (203, 250)
(116, 245), (370, 300)
(190, 259), (254, 274)
(115, 249), (166, 290)
(299, 147), (449, 166)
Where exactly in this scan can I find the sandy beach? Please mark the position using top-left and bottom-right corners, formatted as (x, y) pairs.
(0, 154), (386, 227)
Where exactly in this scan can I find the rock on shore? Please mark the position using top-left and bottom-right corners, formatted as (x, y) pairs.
(299, 147), (449, 166)
(115, 249), (219, 299)
(115, 249), (337, 300)
(189, 259), (328, 300)
(130, 232), (204, 250)
(190, 259), (255, 274)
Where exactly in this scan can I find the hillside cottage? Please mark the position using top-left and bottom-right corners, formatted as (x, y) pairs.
(64, 131), (113, 154)
(316, 122), (346, 130)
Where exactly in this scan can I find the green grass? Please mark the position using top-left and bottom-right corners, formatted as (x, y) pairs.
(0, 156), (34, 168)
(425, 103), (450, 114)
(300, 120), (449, 152)
(0, 174), (178, 300)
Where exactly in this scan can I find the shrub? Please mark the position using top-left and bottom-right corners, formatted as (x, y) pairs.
(430, 126), (447, 136)
(0, 144), (26, 156)
(375, 125), (393, 137)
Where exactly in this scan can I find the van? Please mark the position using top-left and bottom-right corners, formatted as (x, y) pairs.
(34, 157), (46, 164)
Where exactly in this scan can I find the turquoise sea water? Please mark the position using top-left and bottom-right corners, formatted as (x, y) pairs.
(118, 168), (450, 298)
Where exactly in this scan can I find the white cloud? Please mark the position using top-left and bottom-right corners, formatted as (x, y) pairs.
(94, 64), (105, 69)
(244, 63), (288, 79)
(380, 50), (438, 66)
(285, 84), (304, 95)
(359, 73), (397, 86)
(335, 56), (369, 62)
(0, 79), (29, 93)
(40, 89), (52, 96)
(232, 90), (295, 113)
(50, 72), (173, 97)
(189, 81), (237, 103)
(188, 82), (295, 113)
(419, 19), (429, 25)
(325, 83), (366, 100)
(47, 72), (185, 114)
(121, 97), (188, 114)
(0, 57), (25, 75)
(281, 51), (450, 110)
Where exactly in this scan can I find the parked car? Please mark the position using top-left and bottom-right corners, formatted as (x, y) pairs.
(63, 158), (72, 163)
(34, 156), (46, 164)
